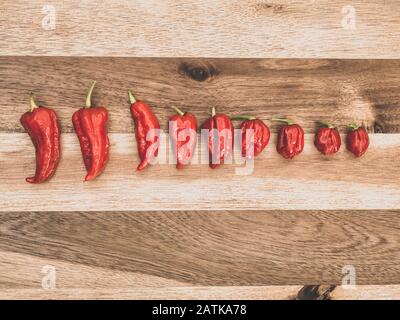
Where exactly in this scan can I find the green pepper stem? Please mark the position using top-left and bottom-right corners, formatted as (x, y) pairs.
(85, 80), (96, 108)
(348, 123), (360, 130)
(271, 117), (294, 125)
(171, 106), (185, 116)
(211, 107), (216, 117)
(317, 120), (335, 128)
(231, 115), (257, 121)
(128, 90), (136, 104)
(29, 92), (39, 112)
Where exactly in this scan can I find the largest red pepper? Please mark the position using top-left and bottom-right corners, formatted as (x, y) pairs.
(128, 91), (160, 171)
(72, 81), (110, 181)
(201, 107), (234, 169)
(20, 93), (61, 184)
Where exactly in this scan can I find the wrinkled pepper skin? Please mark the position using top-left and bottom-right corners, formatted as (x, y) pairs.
(129, 91), (160, 171)
(169, 106), (197, 169)
(314, 122), (341, 155)
(273, 118), (304, 159)
(346, 125), (369, 157)
(73, 81), (110, 181)
(236, 117), (270, 159)
(201, 107), (234, 169)
(20, 93), (61, 184)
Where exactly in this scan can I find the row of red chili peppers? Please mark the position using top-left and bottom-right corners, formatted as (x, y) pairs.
(21, 81), (369, 184)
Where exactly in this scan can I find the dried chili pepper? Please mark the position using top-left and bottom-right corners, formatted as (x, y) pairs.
(201, 107), (234, 168)
(20, 93), (61, 184)
(273, 118), (304, 159)
(346, 124), (369, 157)
(72, 81), (110, 181)
(169, 106), (197, 169)
(231, 115), (270, 159)
(128, 91), (160, 171)
(314, 121), (341, 155)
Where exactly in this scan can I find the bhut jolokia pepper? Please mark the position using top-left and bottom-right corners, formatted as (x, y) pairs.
(231, 115), (270, 159)
(20, 93), (61, 184)
(128, 91), (160, 171)
(346, 124), (369, 157)
(314, 121), (341, 155)
(72, 81), (110, 181)
(169, 106), (197, 169)
(201, 107), (234, 169)
(273, 117), (304, 159)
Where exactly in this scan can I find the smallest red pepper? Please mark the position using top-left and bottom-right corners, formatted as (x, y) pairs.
(314, 121), (341, 155)
(346, 124), (369, 157)
(231, 115), (270, 159)
(273, 117), (304, 159)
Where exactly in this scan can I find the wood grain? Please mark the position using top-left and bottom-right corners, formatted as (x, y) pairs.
(1, 1), (400, 58)
(0, 211), (399, 287)
(1, 57), (400, 133)
(1, 1), (400, 300)
(0, 133), (399, 211)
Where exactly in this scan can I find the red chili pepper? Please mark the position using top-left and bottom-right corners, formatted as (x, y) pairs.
(273, 118), (304, 159)
(169, 106), (197, 169)
(346, 124), (369, 157)
(201, 107), (234, 168)
(314, 121), (341, 155)
(72, 81), (110, 181)
(20, 93), (61, 184)
(232, 115), (270, 159)
(128, 91), (160, 171)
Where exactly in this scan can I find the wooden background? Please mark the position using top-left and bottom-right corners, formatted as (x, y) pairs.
(0, 1), (400, 300)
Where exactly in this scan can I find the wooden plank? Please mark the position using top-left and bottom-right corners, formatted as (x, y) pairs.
(331, 285), (400, 300)
(0, 133), (399, 211)
(0, 211), (399, 286)
(1, 1), (399, 58)
(2, 286), (400, 300)
(1, 57), (400, 133)
(3, 285), (400, 300)
(0, 286), (301, 300)
(296, 285), (400, 300)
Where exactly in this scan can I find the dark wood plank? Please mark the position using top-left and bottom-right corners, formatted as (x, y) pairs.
(1, 58), (400, 133)
(0, 210), (399, 286)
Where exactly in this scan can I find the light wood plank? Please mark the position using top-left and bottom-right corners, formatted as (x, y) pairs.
(1, 57), (400, 133)
(331, 285), (400, 300)
(1, 1), (399, 58)
(3, 285), (400, 300)
(0, 211), (399, 286)
(0, 133), (399, 211)
(0, 287), (301, 300)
